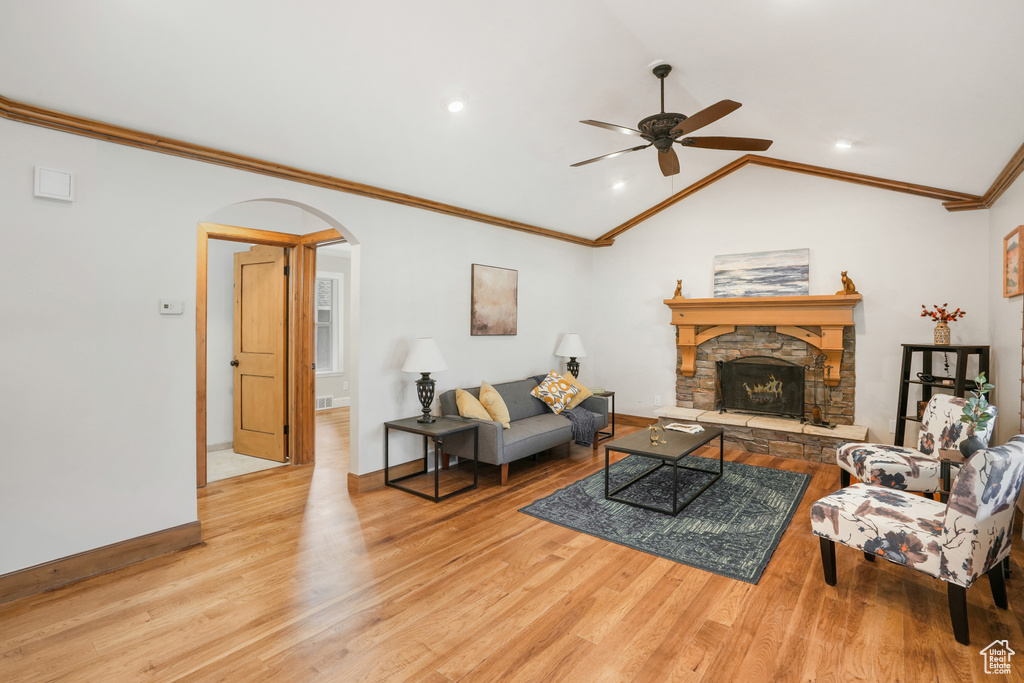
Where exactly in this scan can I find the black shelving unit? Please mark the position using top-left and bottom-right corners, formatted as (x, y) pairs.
(894, 344), (989, 446)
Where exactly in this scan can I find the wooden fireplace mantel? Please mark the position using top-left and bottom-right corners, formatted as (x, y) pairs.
(664, 294), (862, 386)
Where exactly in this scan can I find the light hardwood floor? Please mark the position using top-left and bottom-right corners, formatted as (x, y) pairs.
(1, 407), (1022, 681)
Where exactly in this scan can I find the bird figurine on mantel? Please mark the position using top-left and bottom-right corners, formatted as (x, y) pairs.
(836, 271), (858, 295)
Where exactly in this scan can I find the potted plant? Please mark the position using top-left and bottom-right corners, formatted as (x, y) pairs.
(959, 372), (995, 457)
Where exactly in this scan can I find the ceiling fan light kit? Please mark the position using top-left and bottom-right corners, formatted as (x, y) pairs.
(572, 64), (773, 177)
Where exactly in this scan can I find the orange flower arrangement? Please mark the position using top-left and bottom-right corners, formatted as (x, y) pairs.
(920, 303), (965, 323)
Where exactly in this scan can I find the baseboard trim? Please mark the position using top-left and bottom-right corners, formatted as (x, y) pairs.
(617, 413), (659, 427)
(0, 520), (202, 605)
(207, 441), (232, 453)
(347, 459), (425, 493)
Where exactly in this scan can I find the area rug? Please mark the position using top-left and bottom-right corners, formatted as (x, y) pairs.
(519, 454), (810, 584)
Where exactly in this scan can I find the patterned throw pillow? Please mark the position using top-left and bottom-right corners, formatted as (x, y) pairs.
(456, 388), (491, 422)
(479, 381), (511, 429)
(562, 372), (592, 410)
(530, 371), (579, 414)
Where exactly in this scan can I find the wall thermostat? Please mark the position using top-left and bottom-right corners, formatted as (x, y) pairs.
(160, 300), (184, 315)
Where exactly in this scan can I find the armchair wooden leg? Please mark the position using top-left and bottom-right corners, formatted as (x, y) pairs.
(840, 470), (850, 488)
(989, 565), (1009, 609)
(500, 463), (509, 486)
(819, 537), (837, 586)
(947, 583), (970, 645)
(1003, 556), (1011, 578)
(864, 551), (876, 562)
(441, 453), (450, 470)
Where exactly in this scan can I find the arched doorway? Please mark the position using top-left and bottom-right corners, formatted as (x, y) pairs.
(195, 199), (358, 487)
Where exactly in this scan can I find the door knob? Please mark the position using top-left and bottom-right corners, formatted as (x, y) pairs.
(230, 359), (239, 367)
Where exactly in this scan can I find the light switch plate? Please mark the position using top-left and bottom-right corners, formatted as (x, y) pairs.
(160, 299), (184, 315)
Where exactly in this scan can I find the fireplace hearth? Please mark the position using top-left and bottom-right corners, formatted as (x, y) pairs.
(717, 356), (806, 420)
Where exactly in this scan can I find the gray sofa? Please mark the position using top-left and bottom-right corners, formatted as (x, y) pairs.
(438, 377), (609, 485)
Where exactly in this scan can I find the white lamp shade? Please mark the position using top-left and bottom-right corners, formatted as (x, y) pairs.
(402, 338), (448, 373)
(555, 333), (587, 358)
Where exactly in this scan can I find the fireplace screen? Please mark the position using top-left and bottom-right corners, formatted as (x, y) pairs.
(717, 356), (806, 420)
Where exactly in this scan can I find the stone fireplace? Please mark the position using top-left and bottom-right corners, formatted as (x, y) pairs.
(682, 325), (856, 425)
(656, 294), (868, 462)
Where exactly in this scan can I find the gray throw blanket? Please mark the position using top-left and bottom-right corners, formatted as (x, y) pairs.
(562, 405), (598, 446)
(530, 374), (596, 446)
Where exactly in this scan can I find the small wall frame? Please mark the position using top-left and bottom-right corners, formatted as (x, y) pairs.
(1004, 226), (1023, 298)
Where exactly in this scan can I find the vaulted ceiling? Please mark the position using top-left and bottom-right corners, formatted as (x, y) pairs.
(2, 1), (1022, 242)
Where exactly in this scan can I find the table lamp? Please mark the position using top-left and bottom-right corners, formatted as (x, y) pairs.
(402, 338), (448, 423)
(555, 333), (587, 379)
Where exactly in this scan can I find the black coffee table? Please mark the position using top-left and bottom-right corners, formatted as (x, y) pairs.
(604, 423), (724, 515)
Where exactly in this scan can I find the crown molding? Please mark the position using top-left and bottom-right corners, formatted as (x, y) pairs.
(598, 155), (985, 243)
(0, 93), (599, 248)
(2, 92), (1011, 249)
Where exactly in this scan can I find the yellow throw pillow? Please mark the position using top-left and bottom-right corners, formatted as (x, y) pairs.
(530, 371), (579, 415)
(479, 381), (511, 429)
(563, 373), (593, 410)
(456, 388), (491, 422)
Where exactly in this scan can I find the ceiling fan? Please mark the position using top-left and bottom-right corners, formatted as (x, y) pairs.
(571, 64), (773, 177)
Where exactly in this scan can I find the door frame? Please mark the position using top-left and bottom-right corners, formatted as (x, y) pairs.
(196, 221), (344, 487)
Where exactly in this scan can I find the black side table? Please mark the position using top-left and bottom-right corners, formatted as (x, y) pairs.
(384, 416), (479, 502)
(593, 390), (616, 441)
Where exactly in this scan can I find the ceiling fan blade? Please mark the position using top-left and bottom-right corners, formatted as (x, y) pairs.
(570, 144), (651, 167)
(670, 100), (742, 136)
(658, 147), (680, 177)
(580, 120), (643, 137)
(680, 136), (773, 151)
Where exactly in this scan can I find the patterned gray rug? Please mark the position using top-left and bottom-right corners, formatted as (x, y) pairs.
(520, 454), (810, 584)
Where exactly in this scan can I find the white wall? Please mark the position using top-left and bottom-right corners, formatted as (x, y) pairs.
(0, 118), (595, 575)
(590, 165), (991, 443)
(989, 175), (1024, 444)
(3, 112), (1015, 578)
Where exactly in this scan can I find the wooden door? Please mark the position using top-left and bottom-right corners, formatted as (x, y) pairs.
(233, 245), (289, 462)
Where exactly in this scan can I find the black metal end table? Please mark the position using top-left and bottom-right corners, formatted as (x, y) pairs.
(593, 390), (616, 441)
(604, 423), (724, 515)
(384, 416), (479, 502)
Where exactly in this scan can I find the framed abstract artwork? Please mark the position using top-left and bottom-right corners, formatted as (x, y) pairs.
(471, 264), (517, 335)
(1004, 226), (1023, 297)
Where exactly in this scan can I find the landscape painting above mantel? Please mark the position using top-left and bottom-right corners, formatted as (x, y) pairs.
(713, 248), (809, 298)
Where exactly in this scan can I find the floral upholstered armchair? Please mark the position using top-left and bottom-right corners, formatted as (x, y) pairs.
(812, 435), (1024, 645)
(836, 393), (996, 493)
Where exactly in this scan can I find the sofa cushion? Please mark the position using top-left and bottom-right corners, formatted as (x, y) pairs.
(496, 379), (549, 421)
(531, 371), (579, 414)
(439, 378), (547, 422)
(480, 381), (511, 429)
(501, 414), (573, 462)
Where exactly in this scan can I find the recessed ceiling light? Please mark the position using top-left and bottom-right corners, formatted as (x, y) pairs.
(834, 139), (853, 149)
(447, 99), (464, 113)
(612, 180), (626, 190)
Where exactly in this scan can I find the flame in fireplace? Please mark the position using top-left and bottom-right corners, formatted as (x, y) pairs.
(744, 375), (783, 404)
